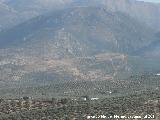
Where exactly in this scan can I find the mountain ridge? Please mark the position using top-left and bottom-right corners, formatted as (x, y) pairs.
(0, 0), (160, 30)
(0, 0), (160, 84)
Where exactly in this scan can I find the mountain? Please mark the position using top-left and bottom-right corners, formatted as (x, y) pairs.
(101, 0), (160, 31)
(72, 0), (160, 30)
(0, 4), (159, 83)
(0, 0), (160, 86)
(0, 6), (158, 54)
(0, 1), (18, 30)
(0, 0), (160, 31)
(0, 0), (73, 29)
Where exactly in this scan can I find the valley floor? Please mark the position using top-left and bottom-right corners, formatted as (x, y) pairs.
(0, 90), (160, 120)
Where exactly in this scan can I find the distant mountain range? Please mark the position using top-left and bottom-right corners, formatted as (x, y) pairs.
(0, 0), (73, 29)
(0, 0), (160, 30)
(0, 0), (160, 84)
(0, 6), (157, 52)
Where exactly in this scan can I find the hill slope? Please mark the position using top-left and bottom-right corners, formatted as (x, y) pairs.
(0, 6), (157, 55)
(0, 1), (159, 92)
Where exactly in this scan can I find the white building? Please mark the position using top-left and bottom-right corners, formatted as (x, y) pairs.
(91, 98), (99, 101)
(156, 73), (160, 76)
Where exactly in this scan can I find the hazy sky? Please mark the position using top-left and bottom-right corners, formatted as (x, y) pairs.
(139, 0), (160, 3)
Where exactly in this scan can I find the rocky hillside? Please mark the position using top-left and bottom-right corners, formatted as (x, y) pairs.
(0, 0), (160, 84)
(0, 6), (157, 53)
